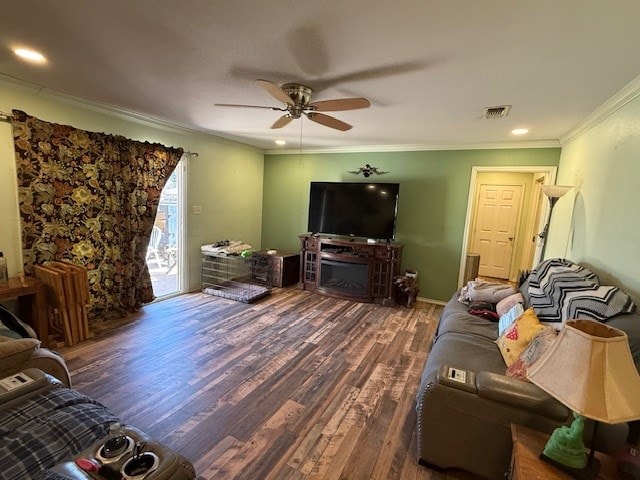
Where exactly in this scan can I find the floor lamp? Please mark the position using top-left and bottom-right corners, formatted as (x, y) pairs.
(538, 185), (573, 261)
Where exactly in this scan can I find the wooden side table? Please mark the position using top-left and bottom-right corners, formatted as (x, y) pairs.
(254, 251), (300, 287)
(509, 424), (617, 479)
(0, 276), (49, 347)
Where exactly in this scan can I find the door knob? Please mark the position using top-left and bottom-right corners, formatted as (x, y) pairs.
(508, 236), (515, 241)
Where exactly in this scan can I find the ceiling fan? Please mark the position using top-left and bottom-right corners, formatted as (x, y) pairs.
(215, 79), (370, 131)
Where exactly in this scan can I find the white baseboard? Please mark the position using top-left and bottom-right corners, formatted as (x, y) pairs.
(416, 296), (447, 306)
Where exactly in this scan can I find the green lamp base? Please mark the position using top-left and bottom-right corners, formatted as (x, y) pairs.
(540, 453), (600, 480)
(539, 412), (601, 479)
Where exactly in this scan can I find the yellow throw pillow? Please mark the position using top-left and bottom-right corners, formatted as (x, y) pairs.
(496, 308), (544, 367)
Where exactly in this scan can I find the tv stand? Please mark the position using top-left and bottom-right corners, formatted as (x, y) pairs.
(298, 234), (403, 306)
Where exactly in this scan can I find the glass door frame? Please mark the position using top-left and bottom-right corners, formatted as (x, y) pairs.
(175, 157), (187, 295)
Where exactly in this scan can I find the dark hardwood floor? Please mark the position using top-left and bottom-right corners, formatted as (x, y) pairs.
(61, 288), (477, 480)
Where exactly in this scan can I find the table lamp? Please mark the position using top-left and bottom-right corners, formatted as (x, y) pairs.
(527, 319), (640, 479)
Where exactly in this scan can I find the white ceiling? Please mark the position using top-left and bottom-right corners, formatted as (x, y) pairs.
(2, 1), (640, 152)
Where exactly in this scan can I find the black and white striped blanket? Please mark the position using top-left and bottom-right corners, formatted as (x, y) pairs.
(0, 386), (119, 479)
(528, 258), (636, 326)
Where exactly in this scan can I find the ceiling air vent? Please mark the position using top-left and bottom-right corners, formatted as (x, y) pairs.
(483, 105), (511, 119)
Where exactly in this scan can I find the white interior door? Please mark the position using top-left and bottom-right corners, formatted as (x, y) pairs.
(471, 183), (523, 279)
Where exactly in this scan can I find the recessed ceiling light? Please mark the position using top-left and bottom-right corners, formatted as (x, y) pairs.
(13, 47), (47, 63)
(511, 128), (529, 135)
(274, 140), (286, 146)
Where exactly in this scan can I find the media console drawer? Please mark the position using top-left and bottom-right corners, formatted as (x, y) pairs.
(320, 252), (369, 263)
(304, 237), (319, 250)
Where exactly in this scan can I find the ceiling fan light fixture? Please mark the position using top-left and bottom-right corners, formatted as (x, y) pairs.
(281, 83), (313, 107)
(217, 79), (369, 132)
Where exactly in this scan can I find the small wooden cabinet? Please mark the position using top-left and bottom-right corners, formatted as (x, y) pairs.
(253, 251), (300, 287)
(298, 234), (402, 306)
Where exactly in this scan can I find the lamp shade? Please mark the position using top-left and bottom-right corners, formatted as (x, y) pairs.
(527, 319), (640, 424)
(541, 185), (573, 199)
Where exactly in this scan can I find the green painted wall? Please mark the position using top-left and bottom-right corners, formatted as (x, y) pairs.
(262, 149), (560, 301)
(0, 81), (264, 292)
(547, 92), (640, 303)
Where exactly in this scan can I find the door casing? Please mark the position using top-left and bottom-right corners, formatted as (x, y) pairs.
(458, 166), (558, 287)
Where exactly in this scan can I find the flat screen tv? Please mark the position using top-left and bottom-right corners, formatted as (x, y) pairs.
(307, 182), (400, 240)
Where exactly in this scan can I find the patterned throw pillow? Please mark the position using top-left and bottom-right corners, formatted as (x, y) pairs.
(506, 326), (557, 381)
(496, 308), (544, 366)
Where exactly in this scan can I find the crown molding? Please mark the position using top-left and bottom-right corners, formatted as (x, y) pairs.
(265, 139), (560, 155)
(0, 74), (264, 154)
(560, 73), (640, 146)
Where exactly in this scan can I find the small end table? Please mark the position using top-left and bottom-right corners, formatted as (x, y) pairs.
(509, 424), (617, 479)
(253, 251), (300, 287)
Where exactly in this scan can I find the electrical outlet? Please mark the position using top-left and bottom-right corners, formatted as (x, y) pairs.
(192, 205), (203, 215)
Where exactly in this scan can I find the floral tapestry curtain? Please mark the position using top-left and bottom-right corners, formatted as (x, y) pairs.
(11, 110), (183, 320)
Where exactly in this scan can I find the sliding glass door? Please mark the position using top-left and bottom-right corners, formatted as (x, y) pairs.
(147, 159), (185, 297)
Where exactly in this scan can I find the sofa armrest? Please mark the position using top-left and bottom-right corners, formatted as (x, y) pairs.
(475, 371), (568, 420)
(419, 367), (626, 480)
(434, 365), (568, 420)
(22, 347), (72, 388)
(0, 368), (63, 412)
(419, 367), (573, 480)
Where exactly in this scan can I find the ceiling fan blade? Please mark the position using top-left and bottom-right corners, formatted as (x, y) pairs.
(307, 98), (370, 112)
(271, 115), (294, 129)
(256, 79), (293, 106)
(311, 61), (429, 92)
(306, 112), (352, 131)
(215, 103), (282, 110)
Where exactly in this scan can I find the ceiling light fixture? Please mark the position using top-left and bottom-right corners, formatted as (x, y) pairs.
(511, 128), (529, 135)
(274, 139), (286, 146)
(13, 47), (47, 63)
